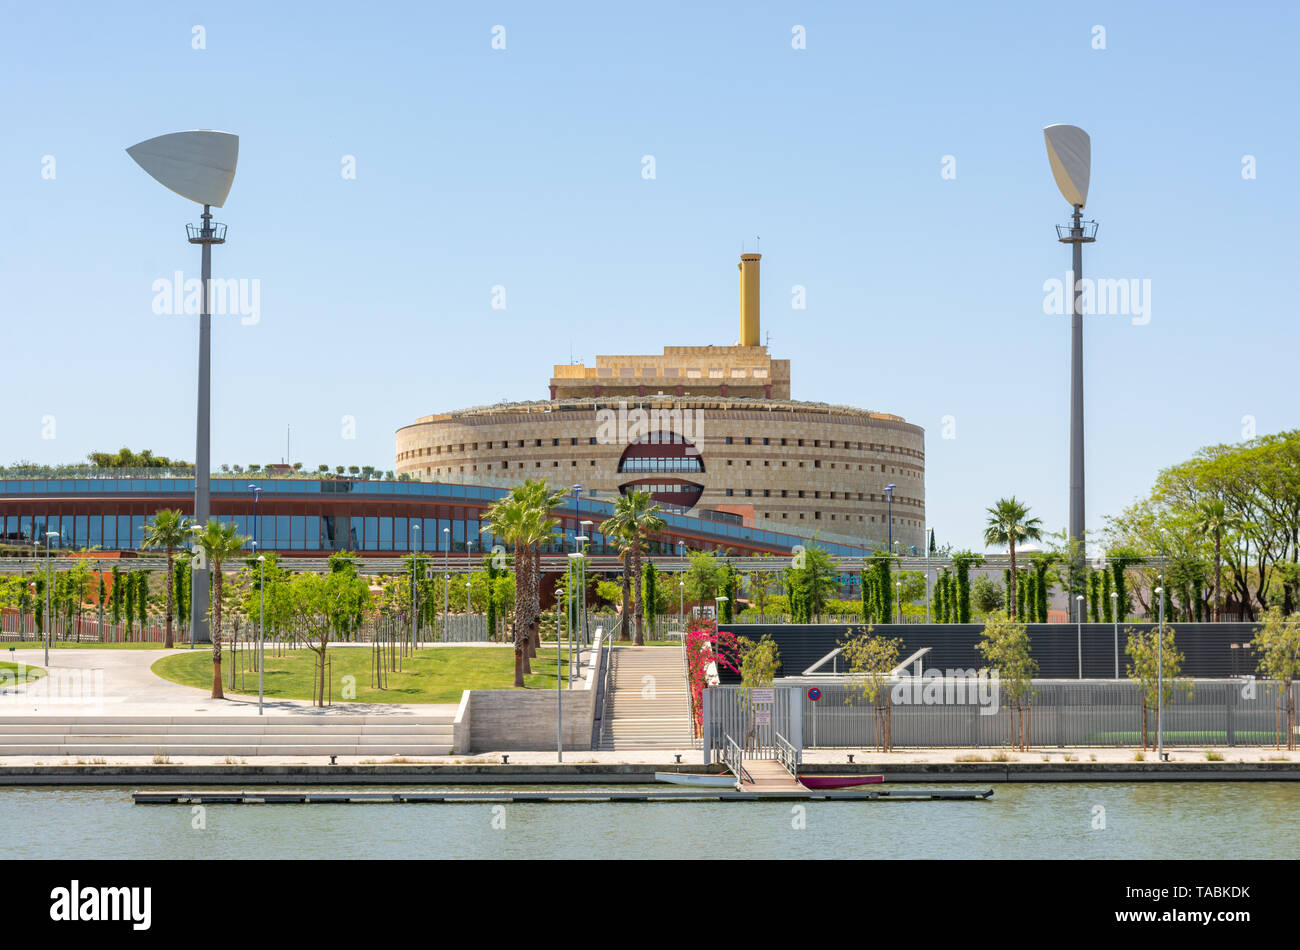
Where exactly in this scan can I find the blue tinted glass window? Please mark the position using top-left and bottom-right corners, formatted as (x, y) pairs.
(350, 517), (363, 549)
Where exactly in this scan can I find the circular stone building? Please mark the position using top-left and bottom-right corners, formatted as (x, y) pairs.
(397, 254), (925, 553)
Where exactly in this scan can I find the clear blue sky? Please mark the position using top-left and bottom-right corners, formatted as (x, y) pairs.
(2, 1), (1296, 551)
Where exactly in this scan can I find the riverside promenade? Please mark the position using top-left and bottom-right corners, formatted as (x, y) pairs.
(0, 647), (1296, 781)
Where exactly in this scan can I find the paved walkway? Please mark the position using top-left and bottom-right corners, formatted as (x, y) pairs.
(0, 648), (458, 718)
(0, 746), (1292, 767)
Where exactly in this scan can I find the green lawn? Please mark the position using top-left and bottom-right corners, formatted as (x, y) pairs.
(151, 646), (580, 703)
(0, 660), (45, 685)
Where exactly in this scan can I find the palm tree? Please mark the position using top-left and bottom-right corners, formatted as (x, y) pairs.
(191, 519), (250, 699)
(607, 524), (636, 641)
(1193, 498), (1240, 622)
(516, 479), (567, 654)
(482, 479), (567, 684)
(983, 497), (1043, 621)
(602, 491), (666, 645)
(142, 509), (192, 648)
(482, 492), (532, 685)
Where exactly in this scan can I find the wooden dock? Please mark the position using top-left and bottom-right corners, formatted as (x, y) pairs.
(132, 787), (994, 804)
(739, 758), (803, 793)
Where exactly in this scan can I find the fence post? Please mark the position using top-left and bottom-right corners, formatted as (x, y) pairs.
(702, 688), (712, 765)
(1226, 680), (1236, 748)
(789, 687), (803, 766)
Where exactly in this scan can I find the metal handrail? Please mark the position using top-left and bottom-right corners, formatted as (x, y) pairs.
(722, 734), (749, 786)
(775, 732), (798, 777)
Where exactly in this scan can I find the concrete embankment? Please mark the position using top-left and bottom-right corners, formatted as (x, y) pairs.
(1, 759), (1298, 786)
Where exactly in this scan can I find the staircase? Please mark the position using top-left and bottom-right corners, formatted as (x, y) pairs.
(598, 646), (693, 750)
(0, 714), (454, 758)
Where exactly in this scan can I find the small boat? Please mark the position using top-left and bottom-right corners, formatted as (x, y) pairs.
(798, 774), (885, 789)
(654, 772), (738, 788)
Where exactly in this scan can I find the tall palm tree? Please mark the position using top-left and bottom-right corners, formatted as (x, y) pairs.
(602, 491), (666, 645)
(482, 492), (532, 685)
(482, 479), (566, 684)
(191, 519), (249, 699)
(516, 479), (567, 656)
(142, 509), (192, 649)
(1193, 498), (1240, 622)
(983, 497), (1043, 621)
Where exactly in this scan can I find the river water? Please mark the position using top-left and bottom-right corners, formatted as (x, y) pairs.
(4, 782), (1297, 859)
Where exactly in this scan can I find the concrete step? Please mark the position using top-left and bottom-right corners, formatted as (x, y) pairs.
(0, 715), (453, 727)
(0, 723), (453, 737)
(0, 743), (452, 757)
(0, 731), (451, 745)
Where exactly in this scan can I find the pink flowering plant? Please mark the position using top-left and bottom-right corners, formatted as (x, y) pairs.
(685, 618), (740, 736)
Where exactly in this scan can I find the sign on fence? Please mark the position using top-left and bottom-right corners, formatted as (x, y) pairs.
(751, 688), (775, 704)
(755, 709), (771, 725)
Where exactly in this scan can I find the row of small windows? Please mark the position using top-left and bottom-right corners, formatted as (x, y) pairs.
(720, 436), (921, 457)
(721, 458), (920, 477)
(722, 489), (914, 502)
(594, 366), (768, 379)
(424, 459), (599, 476)
(403, 436), (921, 460)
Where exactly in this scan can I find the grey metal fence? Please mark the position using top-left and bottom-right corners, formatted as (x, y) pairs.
(703, 685), (801, 760)
(779, 677), (1299, 748)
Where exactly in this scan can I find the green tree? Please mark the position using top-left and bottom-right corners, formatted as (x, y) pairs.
(110, 565), (123, 631)
(840, 628), (903, 752)
(1193, 498), (1241, 622)
(952, 551), (982, 623)
(787, 546), (839, 623)
(142, 508), (192, 648)
(123, 570), (136, 640)
(977, 612), (1038, 750)
(971, 574), (1005, 615)
(482, 480), (566, 682)
(1125, 624), (1188, 750)
(135, 571), (149, 636)
(642, 561), (659, 634)
(601, 490), (665, 645)
(737, 634), (781, 685)
(983, 497), (1043, 620)
(192, 519), (250, 699)
(1252, 607), (1300, 750)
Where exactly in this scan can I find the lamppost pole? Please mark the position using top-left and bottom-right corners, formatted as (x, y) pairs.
(1111, 590), (1119, 678)
(580, 520), (593, 647)
(1156, 578), (1165, 760)
(924, 527), (932, 624)
(248, 484), (261, 554)
(44, 532), (57, 666)
(442, 526), (450, 641)
(412, 523), (420, 650)
(885, 484), (896, 551)
(556, 587), (565, 763)
(896, 578), (902, 624)
(257, 554), (265, 715)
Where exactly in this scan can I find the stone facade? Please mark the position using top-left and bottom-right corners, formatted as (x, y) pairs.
(396, 396), (925, 552)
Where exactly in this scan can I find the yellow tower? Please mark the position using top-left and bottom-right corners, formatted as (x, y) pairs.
(738, 253), (761, 346)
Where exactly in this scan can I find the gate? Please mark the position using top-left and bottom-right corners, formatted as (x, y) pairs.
(702, 686), (802, 766)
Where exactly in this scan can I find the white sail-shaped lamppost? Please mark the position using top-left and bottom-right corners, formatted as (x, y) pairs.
(1044, 124), (1096, 613)
(127, 130), (239, 645)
